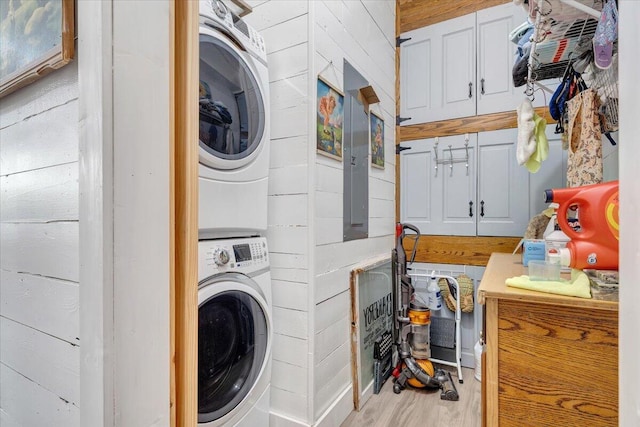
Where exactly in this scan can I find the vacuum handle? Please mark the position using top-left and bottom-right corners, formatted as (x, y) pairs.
(402, 223), (420, 237)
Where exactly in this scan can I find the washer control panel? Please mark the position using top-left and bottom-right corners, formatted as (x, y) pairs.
(199, 236), (268, 277)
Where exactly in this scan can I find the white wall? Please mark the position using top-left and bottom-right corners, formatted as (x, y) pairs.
(78, 1), (172, 426)
(618, 2), (640, 426)
(0, 63), (80, 426)
(244, 2), (313, 424)
(1, 1), (172, 425)
(247, 1), (396, 425)
(311, 2), (396, 424)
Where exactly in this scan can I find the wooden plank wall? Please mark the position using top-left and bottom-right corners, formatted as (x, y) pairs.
(246, 1), (397, 423)
(0, 65), (80, 427)
(310, 1), (397, 422)
(243, 2), (312, 422)
(396, 0), (534, 266)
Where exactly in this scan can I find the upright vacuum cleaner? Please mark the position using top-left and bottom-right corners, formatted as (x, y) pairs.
(391, 223), (459, 400)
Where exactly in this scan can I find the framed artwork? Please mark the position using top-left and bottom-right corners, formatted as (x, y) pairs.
(316, 76), (344, 161)
(370, 111), (384, 169)
(0, 0), (75, 98)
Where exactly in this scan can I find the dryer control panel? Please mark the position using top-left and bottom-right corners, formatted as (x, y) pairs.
(199, 236), (269, 279)
(200, 0), (266, 57)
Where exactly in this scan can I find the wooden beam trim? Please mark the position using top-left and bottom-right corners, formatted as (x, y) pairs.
(397, 107), (555, 142)
(398, 0), (510, 34)
(172, 1), (199, 425)
(403, 235), (522, 267)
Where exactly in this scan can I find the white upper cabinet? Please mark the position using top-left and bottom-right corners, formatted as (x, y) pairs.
(476, 128), (529, 236)
(441, 15), (477, 122)
(399, 27), (435, 126)
(400, 3), (534, 125)
(400, 14), (476, 125)
(476, 4), (530, 115)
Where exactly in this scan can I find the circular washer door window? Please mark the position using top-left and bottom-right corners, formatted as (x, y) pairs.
(198, 289), (268, 423)
(199, 33), (266, 169)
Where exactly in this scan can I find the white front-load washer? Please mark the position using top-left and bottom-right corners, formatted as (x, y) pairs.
(198, 236), (272, 427)
(198, 0), (270, 239)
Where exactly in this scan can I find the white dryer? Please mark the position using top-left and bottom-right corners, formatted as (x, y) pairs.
(198, 0), (270, 239)
(198, 236), (272, 427)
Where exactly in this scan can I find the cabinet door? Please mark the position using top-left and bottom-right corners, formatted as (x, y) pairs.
(476, 3), (529, 115)
(399, 25), (437, 126)
(440, 14), (476, 121)
(477, 128), (529, 236)
(529, 124), (568, 218)
(400, 135), (476, 235)
(400, 139), (437, 233)
(400, 14), (476, 125)
(438, 134), (477, 236)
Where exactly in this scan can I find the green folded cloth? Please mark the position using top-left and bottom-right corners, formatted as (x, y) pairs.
(505, 269), (591, 298)
(525, 113), (548, 173)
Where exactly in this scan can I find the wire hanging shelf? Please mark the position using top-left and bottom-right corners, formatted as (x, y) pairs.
(592, 54), (619, 132)
(527, 0), (603, 86)
(526, 0), (619, 133)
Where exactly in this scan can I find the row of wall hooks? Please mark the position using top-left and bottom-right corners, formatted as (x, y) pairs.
(434, 134), (470, 177)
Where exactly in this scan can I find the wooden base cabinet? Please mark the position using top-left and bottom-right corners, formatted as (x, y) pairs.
(479, 254), (618, 427)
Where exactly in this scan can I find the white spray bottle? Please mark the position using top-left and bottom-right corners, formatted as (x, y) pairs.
(427, 271), (442, 311)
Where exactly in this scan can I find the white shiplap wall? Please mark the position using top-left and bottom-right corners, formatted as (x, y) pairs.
(312, 1), (395, 423)
(246, 1), (395, 425)
(0, 65), (80, 427)
(244, 1), (312, 424)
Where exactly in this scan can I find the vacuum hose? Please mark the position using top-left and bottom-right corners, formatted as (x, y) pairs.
(403, 357), (441, 389)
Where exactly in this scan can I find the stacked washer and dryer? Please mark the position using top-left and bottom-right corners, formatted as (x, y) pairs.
(197, 1), (272, 426)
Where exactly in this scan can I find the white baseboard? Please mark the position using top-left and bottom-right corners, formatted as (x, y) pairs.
(315, 385), (353, 427)
(269, 411), (308, 427)
(269, 385), (354, 427)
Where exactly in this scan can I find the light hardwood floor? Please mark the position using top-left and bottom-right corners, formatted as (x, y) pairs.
(341, 367), (481, 427)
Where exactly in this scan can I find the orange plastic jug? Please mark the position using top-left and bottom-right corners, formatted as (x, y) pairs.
(543, 181), (619, 270)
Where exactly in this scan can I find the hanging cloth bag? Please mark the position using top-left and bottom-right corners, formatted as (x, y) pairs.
(566, 88), (603, 187)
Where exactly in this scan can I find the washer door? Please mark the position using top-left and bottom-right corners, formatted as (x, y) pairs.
(198, 277), (269, 424)
(199, 29), (266, 170)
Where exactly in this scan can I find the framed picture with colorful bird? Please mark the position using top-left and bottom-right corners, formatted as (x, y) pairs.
(316, 76), (344, 161)
(369, 111), (384, 169)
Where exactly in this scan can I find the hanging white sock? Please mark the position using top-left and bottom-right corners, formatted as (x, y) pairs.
(516, 98), (536, 166)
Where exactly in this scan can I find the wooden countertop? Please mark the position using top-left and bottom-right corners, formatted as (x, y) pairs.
(478, 253), (619, 311)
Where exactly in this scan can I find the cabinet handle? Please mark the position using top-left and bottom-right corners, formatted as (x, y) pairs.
(468, 82), (473, 99)
(480, 200), (485, 217)
(469, 201), (473, 217)
(481, 78), (485, 95)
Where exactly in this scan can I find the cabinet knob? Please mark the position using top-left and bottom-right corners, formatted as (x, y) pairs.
(469, 201), (473, 217)
(468, 82), (473, 99)
(480, 200), (485, 217)
(481, 78), (485, 95)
